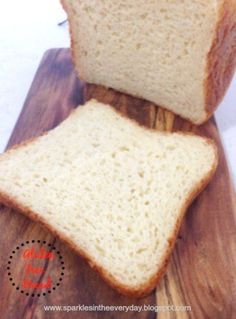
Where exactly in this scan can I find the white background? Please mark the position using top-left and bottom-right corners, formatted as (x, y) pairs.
(0, 0), (235, 188)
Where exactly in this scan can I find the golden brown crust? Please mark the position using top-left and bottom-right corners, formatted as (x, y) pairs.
(0, 102), (218, 297)
(205, 0), (236, 116)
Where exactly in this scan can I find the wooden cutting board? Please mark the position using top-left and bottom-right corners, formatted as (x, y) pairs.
(0, 48), (236, 319)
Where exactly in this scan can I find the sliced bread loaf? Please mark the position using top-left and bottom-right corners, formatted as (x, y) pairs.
(0, 100), (218, 296)
(61, 0), (236, 124)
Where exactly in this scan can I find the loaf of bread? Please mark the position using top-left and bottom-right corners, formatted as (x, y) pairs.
(0, 100), (217, 296)
(61, 0), (236, 124)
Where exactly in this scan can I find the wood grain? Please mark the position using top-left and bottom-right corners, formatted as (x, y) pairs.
(0, 48), (235, 319)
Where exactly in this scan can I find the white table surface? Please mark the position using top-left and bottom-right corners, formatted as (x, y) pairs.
(0, 0), (235, 188)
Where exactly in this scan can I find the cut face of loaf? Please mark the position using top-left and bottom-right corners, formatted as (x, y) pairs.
(0, 100), (218, 297)
(61, 0), (236, 124)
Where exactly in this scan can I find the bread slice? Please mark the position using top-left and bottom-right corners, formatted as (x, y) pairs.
(61, 0), (236, 124)
(0, 100), (217, 297)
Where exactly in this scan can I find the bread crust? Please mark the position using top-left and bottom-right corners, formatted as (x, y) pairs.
(205, 0), (236, 117)
(60, 0), (85, 81)
(0, 102), (218, 297)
